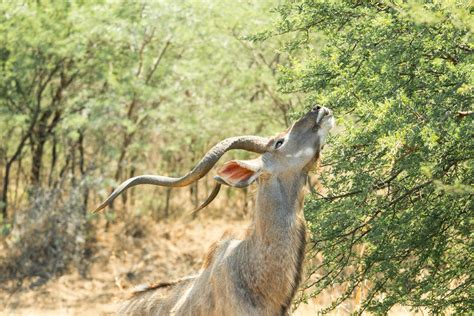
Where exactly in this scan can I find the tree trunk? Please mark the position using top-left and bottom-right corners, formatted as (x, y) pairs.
(30, 138), (45, 186)
(48, 135), (57, 187)
(70, 138), (77, 186)
(1, 132), (30, 219)
(163, 187), (172, 219)
(110, 99), (137, 211)
(30, 109), (61, 186)
(78, 131), (89, 214)
(192, 182), (199, 219)
(0, 162), (12, 219)
(129, 166), (136, 209)
(13, 156), (23, 211)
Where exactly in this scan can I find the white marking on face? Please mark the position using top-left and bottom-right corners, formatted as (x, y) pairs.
(316, 110), (324, 124)
(287, 147), (315, 158)
(317, 116), (335, 145)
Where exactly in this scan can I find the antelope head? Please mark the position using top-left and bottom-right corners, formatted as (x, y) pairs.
(215, 105), (334, 189)
(93, 106), (334, 213)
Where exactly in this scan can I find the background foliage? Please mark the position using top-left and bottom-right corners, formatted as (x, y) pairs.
(0, 0), (298, 288)
(0, 0), (294, 219)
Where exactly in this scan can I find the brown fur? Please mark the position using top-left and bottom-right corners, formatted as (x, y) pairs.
(117, 107), (334, 315)
(201, 241), (220, 269)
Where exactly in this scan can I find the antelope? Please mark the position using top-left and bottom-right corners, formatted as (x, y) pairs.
(93, 106), (335, 315)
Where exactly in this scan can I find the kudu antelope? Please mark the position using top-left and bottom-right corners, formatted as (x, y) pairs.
(93, 106), (335, 315)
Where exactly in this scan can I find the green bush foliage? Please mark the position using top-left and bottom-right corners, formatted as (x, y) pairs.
(259, 0), (473, 314)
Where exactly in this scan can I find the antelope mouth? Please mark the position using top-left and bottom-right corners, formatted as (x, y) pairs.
(322, 112), (335, 129)
(312, 107), (335, 132)
(319, 108), (332, 121)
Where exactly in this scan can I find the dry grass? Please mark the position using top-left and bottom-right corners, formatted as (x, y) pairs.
(0, 186), (88, 291)
(1, 214), (419, 315)
(0, 215), (245, 315)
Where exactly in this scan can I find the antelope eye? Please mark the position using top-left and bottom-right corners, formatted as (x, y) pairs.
(275, 139), (284, 149)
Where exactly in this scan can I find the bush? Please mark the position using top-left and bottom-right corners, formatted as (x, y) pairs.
(258, 0), (473, 314)
(0, 183), (89, 289)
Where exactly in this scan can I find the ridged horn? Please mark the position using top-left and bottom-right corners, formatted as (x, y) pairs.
(92, 136), (268, 213)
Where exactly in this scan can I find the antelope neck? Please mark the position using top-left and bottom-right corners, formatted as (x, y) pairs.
(247, 172), (308, 311)
(254, 172), (307, 236)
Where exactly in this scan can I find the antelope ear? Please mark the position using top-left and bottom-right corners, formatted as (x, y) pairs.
(215, 158), (262, 188)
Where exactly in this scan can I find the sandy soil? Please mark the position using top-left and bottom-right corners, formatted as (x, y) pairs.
(1, 217), (242, 315)
(0, 216), (417, 315)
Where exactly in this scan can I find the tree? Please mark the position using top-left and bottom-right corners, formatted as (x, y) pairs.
(0, 0), (298, 221)
(0, 0), (300, 286)
(0, 2), (96, 216)
(257, 0), (473, 314)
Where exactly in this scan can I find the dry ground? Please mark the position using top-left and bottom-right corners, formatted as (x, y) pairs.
(0, 215), (417, 315)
